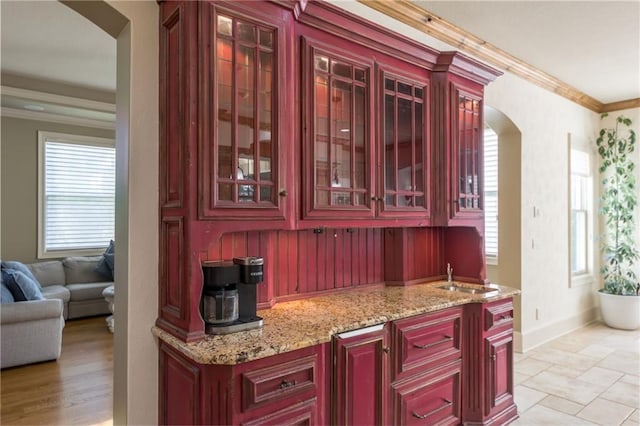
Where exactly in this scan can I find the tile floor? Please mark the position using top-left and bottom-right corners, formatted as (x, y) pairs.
(512, 321), (639, 425)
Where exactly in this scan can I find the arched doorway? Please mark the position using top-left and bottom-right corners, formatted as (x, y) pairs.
(485, 106), (524, 352)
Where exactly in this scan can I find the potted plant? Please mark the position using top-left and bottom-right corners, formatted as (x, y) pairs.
(596, 113), (639, 330)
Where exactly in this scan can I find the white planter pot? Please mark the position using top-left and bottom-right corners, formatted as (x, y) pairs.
(598, 291), (640, 330)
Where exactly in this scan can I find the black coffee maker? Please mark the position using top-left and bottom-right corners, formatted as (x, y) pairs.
(201, 256), (264, 335)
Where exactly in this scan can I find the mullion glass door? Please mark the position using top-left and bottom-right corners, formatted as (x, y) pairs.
(455, 91), (482, 213)
(382, 75), (427, 213)
(312, 52), (368, 210)
(214, 14), (276, 206)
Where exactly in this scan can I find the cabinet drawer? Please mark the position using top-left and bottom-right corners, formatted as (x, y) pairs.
(242, 398), (317, 426)
(242, 355), (317, 412)
(392, 308), (462, 381)
(392, 361), (461, 426)
(484, 299), (514, 332)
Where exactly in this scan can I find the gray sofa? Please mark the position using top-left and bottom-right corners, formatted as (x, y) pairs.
(1, 299), (65, 369)
(1, 256), (112, 369)
(27, 256), (113, 320)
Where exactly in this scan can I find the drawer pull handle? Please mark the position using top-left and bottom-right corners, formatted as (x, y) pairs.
(413, 336), (453, 350)
(279, 379), (297, 390)
(412, 398), (453, 419)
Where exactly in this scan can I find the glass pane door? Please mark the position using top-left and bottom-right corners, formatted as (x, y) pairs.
(312, 52), (369, 209)
(215, 14), (276, 206)
(456, 92), (482, 211)
(382, 76), (427, 211)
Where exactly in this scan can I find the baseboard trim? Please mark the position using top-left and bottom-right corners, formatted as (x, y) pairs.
(516, 307), (600, 353)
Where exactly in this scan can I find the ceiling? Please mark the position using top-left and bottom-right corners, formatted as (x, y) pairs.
(1, 1), (638, 109)
(412, 1), (640, 105)
(1, 1), (115, 92)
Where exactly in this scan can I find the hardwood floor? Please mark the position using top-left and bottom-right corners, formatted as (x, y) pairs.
(1, 316), (113, 425)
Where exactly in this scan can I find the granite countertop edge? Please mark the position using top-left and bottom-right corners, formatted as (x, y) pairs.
(152, 280), (520, 365)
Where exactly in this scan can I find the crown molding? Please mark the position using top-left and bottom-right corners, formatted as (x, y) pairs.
(1, 85), (115, 129)
(1, 86), (115, 113)
(600, 98), (640, 113)
(1, 107), (115, 130)
(359, 0), (638, 113)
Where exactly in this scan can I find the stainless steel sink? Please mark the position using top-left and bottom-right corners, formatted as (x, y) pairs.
(437, 283), (500, 298)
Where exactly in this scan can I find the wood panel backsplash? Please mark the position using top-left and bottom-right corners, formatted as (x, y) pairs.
(206, 227), (448, 306)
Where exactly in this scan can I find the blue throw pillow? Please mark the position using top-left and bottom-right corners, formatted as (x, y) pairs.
(2, 269), (44, 302)
(1, 283), (15, 303)
(95, 240), (115, 280)
(1, 260), (41, 288)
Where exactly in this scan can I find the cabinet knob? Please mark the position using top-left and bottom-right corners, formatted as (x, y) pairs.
(279, 189), (287, 197)
(382, 347), (390, 354)
(490, 354), (497, 361)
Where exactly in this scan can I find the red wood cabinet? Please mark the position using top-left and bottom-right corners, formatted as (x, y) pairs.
(332, 324), (390, 425)
(391, 307), (462, 382)
(390, 308), (463, 425)
(450, 83), (484, 220)
(159, 302), (517, 426)
(299, 28), (432, 224)
(301, 35), (375, 220)
(157, 0), (502, 342)
(159, 342), (329, 426)
(331, 308), (465, 426)
(391, 363), (462, 426)
(199, 1), (295, 223)
(486, 329), (515, 418)
(431, 53), (501, 229)
(463, 298), (518, 425)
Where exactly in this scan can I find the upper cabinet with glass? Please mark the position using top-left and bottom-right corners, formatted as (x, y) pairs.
(300, 33), (432, 224)
(452, 86), (483, 217)
(199, 3), (293, 223)
(303, 42), (373, 219)
(379, 67), (430, 219)
(431, 53), (503, 226)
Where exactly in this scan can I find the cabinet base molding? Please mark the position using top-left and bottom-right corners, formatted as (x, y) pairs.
(463, 404), (518, 425)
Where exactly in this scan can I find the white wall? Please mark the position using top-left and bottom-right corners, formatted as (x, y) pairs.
(485, 73), (602, 351)
(106, 2), (159, 424)
(69, 1), (159, 424)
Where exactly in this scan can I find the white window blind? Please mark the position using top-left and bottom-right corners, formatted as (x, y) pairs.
(38, 132), (115, 257)
(484, 128), (498, 259)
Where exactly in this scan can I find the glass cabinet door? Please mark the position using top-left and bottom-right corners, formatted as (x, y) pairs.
(214, 13), (276, 207)
(452, 88), (483, 217)
(381, 74), (428, 216)
(309, 49), (371, 215)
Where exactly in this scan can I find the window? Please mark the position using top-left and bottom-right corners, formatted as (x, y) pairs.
(484, 127), (498, 262)
(569, 134), (594, 286)
(38, 131), (115, 258)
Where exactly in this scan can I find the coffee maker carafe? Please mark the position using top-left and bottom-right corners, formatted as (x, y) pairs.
(201, 256), (264, 335)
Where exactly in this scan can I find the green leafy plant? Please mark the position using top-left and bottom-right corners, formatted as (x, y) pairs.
(596, 113), (639, 295)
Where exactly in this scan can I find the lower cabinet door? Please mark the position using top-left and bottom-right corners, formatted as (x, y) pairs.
(242, 398), (317, 426)
(485, 328), (515, 418)
(333, 324), (389, 425)
(391, 361), (461, 426)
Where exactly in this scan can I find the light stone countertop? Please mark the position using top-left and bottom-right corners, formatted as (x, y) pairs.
(152, 280), (520, 365)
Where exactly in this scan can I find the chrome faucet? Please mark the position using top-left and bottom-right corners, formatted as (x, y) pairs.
(446, 263), (453, 283)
